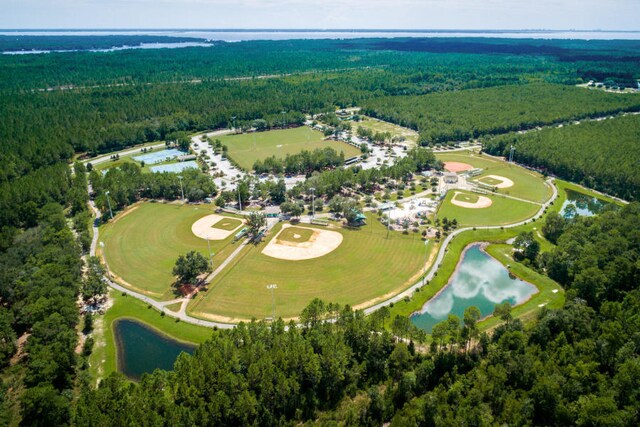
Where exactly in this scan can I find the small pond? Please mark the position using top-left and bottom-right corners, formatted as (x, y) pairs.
(560, 189), (611, 218)
(114, 319), (196, 380)
(411, 244), (537, 333)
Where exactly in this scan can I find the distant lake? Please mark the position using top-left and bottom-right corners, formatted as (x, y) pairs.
(560, 189), (611, 218)
(114, 319), (195, 381)
(411, 244), (537, 332)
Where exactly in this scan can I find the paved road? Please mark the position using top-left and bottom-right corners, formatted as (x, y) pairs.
(86, 152), (558, 328)
(363, 178), (558, 314)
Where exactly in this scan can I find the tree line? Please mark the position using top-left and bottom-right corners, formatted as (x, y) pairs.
(483, 114), (640, 201)
(252, 147), (346, 175)
(361, 83), (640, 145)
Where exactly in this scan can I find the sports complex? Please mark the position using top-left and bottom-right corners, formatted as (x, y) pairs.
(95, 120), (566, 327)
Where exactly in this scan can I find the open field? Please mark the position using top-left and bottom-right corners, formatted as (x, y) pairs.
(99, 203), (243, 299)
(435, 151), (552, 203)
(189, 217), (431, 321)
(438, 190), (539, 227)
(354, 115), (419, 144)
(88, 290), (213, 384)
(218, 126), (360, 170)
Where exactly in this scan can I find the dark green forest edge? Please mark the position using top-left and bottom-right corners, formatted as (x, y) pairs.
(0, 36), (639, 425)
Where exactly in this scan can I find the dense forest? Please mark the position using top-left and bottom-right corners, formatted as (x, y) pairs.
(362, 83), (640, 144)
(75, 204), (640, 426)
(484, 114), (640, 200)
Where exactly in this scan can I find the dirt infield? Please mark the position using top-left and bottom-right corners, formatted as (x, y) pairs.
(451, 191), (493, 209)
(481, 174), (514, 189)
(262, 224), (343, 261)
(192, 214), (244, 240)
(444, 161), (474, 172)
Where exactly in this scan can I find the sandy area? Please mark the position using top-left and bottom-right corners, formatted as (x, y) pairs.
(262, 224), (343, 261)
(444, 161), (474, 172)
(192, 214), (244, 240)
(451, 191), (493, 209)
(483, 174), (514, 189)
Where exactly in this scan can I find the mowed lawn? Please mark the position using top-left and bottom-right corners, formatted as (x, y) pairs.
(438, 190), (540, 227)
(355, 116), (419, 144)
(436, 152), (552, 203)
(189, 216), (430, 321)
(212, 218), (243, 231)
(218, 126), (360, 170)
(100, 203), (244, 300)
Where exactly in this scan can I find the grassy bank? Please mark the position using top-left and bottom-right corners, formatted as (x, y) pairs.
(88, 290), (213, 384)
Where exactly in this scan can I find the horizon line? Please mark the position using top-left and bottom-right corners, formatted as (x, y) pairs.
(1, 28), (639, 33)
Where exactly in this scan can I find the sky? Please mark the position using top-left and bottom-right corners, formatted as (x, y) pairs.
(2, 0), (639, 31)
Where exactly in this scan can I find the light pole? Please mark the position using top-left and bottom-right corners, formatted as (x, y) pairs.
(266, 284), (277, 320)
(309, 187), (316, 219)
(509, 145), (516, 163)
(231, 116), (236, 133)
(178, 176), (185, 201)
(281, 111), (286, 129)
(237, 182), (243, 211)
(104, 191), (114, 220)
(206, 238), (214, 270)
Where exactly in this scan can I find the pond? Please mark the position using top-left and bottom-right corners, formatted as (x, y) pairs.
(560, 189), (610, 218)
(114, 319), (196, 380)
(411, 244), (537, 333)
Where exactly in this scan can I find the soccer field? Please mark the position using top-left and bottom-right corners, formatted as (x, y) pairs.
(355, 115), (419, 144)
(217, 126), (361, 170)
(188, 217), (431, 321)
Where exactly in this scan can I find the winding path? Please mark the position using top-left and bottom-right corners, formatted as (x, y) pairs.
(86, 143), (558, 329)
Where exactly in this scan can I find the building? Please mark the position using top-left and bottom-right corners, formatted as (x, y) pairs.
(443, 172), (459, 184)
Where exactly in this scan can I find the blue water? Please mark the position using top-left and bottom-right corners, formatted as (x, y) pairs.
(114, 319), (195, 380)
(560, 189), (610, 219)
(411, 244), (537, 332)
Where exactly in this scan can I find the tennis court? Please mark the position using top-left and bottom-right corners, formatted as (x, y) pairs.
(150, 161), (198, 173)
(133, 149), (184, 165)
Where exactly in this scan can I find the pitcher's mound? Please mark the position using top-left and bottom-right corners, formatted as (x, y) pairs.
(262, 224), (343, 261)
(451, 191), (493, 209)
(478, 174), (514, 189)
(444, 162), (473, 172)
(192, 214), (244, 240)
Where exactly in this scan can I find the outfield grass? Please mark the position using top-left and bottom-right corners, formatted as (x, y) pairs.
(437, 190), (540, 227)
(189, 216), (431, 321)
(212, 218), (243, 231)
(88, 290), (213, 384)
(277, 226), (314, 243)
(435, 152), (552, 203)
(218, 126), (360, 170)
(354, 115), (419, 144)
(99, 202), (243, 300)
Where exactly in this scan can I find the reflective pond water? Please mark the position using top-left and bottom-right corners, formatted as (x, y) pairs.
(560, 189), (611, 218)
(114, 319), (195, 380)
(411, 244), (537, 332)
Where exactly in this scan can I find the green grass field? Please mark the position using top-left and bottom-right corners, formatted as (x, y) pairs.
(189, 217), (431, 321)
(100, 203), (243, 300)
(477, 176), (502, 186)
(435, 152), (552, 203)
(277, 226), (314, 243)
(453, 192), (479, 203)
(218, 126), (360, 170)
(355, 115), (419, 144)
(438, 190), (540, 227)
(212, 218), (243, 231)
